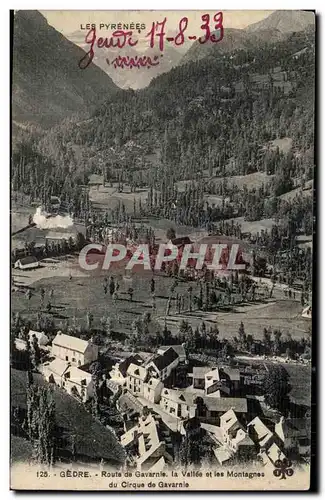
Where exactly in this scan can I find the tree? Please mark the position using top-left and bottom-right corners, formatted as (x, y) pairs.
(40, 287), (45, 307)
(31, 334), (41, 369)
(86, 311), (94, 330)
(76, 232), (86, 250)
(26, 385), (56, 465)
(262, 365), (291, 413)
(166, 228), (176, 241)
(150, 278), (155, 294)
(238, 321), (246, 350)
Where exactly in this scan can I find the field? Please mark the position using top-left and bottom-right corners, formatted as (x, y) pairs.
(12, 260), (310, 341)
(11, 368), (125, 465)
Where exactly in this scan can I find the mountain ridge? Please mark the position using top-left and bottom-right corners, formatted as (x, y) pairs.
(12, 10), (119, 128)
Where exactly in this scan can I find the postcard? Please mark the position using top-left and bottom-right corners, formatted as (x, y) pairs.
(10, 9), (315, 491)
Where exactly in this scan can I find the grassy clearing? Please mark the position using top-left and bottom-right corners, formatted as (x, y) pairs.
(12, 266), (309, 341)
(89, 182), (148, 213)
(228, 216), (276, 234)
(212, 172), (273, 190)
(11, 436), (33, 463)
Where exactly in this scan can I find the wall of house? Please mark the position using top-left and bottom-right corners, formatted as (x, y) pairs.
(64, 378), (93, 402)
(193, 378), (205, 389)
(52, 344), (85, 366)
(128, 375), (144, 396)
(143, 382), (163, 403)
(84, 344), (99, 365)
(160, 395), (196, 419)
(109, 364), (127, 384)
(147, 358), (179, 381)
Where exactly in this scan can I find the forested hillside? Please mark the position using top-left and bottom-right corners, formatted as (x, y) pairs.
(12, 25), (315, 259)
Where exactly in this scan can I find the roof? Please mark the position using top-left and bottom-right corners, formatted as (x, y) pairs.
(127, 363), (148, 381)
(149, 348), (178, 372)
(17, 256), (38, 265)
(158, 345), (186, 359)
(28, 330), (49, 345)
(170, 237), (192, 247)
(65, 366), (92, 385)
(248, 416), (274, 445)
(161, 388), (196, 406)
(232, 429), (254, 447)
(214, 447), (233, 465)
(220, 409), (239, 431)
(45, 358), (69, 377)
(192, 366), (211, 379)
(204, 397), (248, 413)
(147, 377), (163, 389)
(263, 442), (286, 465)
(117, 391), (144, 414)
(118, 355), (142, 377)
(52, 332), (90, 354)
(222, 368), (241, 381)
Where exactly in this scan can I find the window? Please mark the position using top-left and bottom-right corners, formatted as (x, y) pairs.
(65, 356), (69, 361)
(72, 358), (76, 362)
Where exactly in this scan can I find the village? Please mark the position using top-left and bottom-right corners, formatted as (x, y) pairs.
(12, 321), (310, 472)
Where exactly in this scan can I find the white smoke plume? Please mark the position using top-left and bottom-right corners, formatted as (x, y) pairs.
(33, 207), (74, 230)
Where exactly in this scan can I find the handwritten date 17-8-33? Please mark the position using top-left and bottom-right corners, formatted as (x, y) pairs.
(79, 13), (224, 69)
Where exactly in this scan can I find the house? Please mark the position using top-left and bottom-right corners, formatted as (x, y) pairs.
(42, 358), (70, 386)
(41, 359), (94, 402)
(192, 367), (210, 389)
(275, 417), (310, 455)
(191, 366), (240, 395)
(51, 332), (98, 367)
(109, 354), (143, 385)
(116, 389), (143, 419)
(62, 365), (94, 402)
(219, 409), (254, 455)
(196, 396), (248, 424)
(158, 344), (187, 364)
(28, 330), (49, 347)
(160, 388), (197, 419)
(120, 412), (174, 470)
(145, 347), (179, 381)
(259, 442), (287, 469)
(14, 256), (39, 270)
(204, 368), (231, 397)
(143, 377), (164, 404)
(247, 416), (275, 451)
(127, 363), (148, 396)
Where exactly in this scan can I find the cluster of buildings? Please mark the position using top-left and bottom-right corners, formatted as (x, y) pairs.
(15, 329), (309, 471)
(109, 344), (309, 471)
(38, 332), (99, 402)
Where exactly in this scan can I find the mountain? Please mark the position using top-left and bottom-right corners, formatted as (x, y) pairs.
(246, 10), (315, 34)
(64, 29), (184, 90)
(12, 10), (118, 128)
(181, 27), (285, 64)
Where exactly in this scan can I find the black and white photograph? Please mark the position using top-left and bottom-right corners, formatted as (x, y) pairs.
(10, 9), (315, 491)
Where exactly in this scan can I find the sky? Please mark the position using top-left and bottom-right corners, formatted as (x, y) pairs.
(41, 10), (274, 40)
